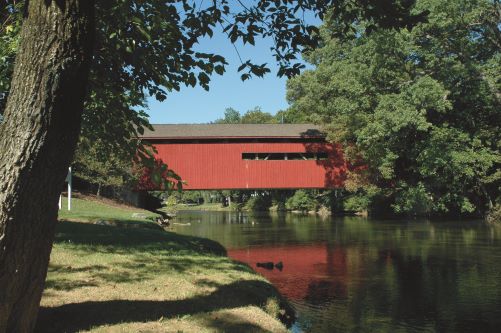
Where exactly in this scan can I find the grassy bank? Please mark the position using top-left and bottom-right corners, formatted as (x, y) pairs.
(37, 197), (293, 332)
(57, 195), (158, 224)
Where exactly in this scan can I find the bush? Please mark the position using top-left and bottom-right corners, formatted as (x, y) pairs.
(392, 183), (432, 216)
(285, 190), (317, 212)
(245, 195), (271, 211)
(165, 195), (177, 208)
(343, 194), (371, 212)
(229, 202), (243, 211)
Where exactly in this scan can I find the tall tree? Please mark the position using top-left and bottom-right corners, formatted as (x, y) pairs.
(214, 107), (241, 124)
(241, 106), (277, 124)
(73, 138), (132, 196)
(0, 0), (426, 330)
(0, 0), (94, 330)
(215, 106), (279, 124)
(287, 0), (500, 216)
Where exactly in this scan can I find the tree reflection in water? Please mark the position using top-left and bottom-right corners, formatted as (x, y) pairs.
(174, 211), (501, 333)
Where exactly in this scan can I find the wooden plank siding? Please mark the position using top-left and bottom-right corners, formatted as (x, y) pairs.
(150, 141), (346, 190)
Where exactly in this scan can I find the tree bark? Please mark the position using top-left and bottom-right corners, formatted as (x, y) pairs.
(0, 1), (94, 331)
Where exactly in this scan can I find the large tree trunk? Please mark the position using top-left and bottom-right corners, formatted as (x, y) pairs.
(0, 1), (94, 331)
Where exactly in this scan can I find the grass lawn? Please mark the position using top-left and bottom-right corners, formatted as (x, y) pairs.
(58, 195), (159, 224)
(37, 196), (293, 332)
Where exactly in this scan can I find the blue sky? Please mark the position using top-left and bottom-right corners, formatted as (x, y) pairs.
(146, 30), (290, 124)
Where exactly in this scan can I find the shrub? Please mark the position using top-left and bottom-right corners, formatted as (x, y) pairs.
(343, 194), (371, 212)
(285, 190), (317, 212)
(165, 195), (177, 208)
(392, 183), (432, 216)
(245, 195), (271, 211)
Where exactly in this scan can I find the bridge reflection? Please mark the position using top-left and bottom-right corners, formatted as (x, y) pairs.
(229, 244), (349, 304)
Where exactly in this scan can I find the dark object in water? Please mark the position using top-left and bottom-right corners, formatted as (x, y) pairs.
(275, 261), (283, 271)
(256, 262), (274, 270)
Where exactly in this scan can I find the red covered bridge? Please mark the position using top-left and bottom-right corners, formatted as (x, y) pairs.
(140, 124), (346, 190)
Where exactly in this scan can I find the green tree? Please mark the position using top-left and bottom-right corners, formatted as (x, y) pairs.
(214, 107), (241, 124)
(287, 0), (501, 216)
(0, 1), (94, 330)
(215, 106), (279, 124)
(286, 190), (317, 212)
(241, 106), (277, 124)
(73, 138), (131, 196)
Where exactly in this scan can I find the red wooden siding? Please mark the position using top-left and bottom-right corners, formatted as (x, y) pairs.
(151, 141), (346, 190)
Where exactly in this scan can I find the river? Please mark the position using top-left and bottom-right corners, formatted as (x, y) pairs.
(171, 210), (501, 333)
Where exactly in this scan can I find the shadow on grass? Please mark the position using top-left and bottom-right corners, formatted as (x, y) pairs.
(202, 313), (270, 332)
(55, 220), (227, 256)
(36, 280), (295, 332)
(46, 221), (256, 290)
(46, 254), (256, 289)
(46, 254), (254, 288)
(42, 221), (296, 330)
(44, 278), (99, 291)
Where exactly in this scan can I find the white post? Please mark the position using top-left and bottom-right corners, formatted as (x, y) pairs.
(67, 167), (72, 211)
(58, 195), (62, 210)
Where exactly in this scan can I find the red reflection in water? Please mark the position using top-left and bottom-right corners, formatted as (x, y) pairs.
(229, 244), (349, 304)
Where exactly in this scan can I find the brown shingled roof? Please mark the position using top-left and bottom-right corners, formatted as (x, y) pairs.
(140, 124), (325, 139)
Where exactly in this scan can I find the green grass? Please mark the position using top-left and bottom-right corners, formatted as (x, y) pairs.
(58, 196), (159, 225)
(37, 196), (293, 332)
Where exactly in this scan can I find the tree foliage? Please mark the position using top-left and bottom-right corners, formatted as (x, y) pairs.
(215, 106), (279, 124)
(214, 107), (241, 124)
(286, 190), (317, 212)
(241, 106), (278, 123)
(287, 0), (501, 216)
(73, 138), (132, 195)
(0, 1), (20, 113)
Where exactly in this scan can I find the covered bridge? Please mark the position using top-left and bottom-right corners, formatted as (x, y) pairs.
(140, 124), (346, 190)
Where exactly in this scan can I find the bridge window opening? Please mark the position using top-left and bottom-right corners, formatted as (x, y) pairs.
(267, 153), (283, 160)
(242, 152), (329, 161)
(303, 153), (316, 160)
(257, 153), (269, 160)
(287, 153), (304, 160)
(242, 153), (255, 160)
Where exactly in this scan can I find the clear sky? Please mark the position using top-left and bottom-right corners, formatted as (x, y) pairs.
(146, 30), (290, 124)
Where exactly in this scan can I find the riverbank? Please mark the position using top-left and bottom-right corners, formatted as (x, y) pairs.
(171, 202), (340, 217)
(171, 202), (235, 212)
(37, 196), (293, 332)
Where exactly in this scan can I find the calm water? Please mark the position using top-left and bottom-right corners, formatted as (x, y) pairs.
(172, 211), (501, 333)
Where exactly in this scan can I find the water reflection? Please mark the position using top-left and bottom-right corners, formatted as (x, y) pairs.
(173, 211), (501, 333)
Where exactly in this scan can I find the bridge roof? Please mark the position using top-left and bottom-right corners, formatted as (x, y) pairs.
(141, 124), (325, 139)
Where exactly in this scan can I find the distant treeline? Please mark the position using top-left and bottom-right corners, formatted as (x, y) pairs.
(162, 189), (362, 216)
